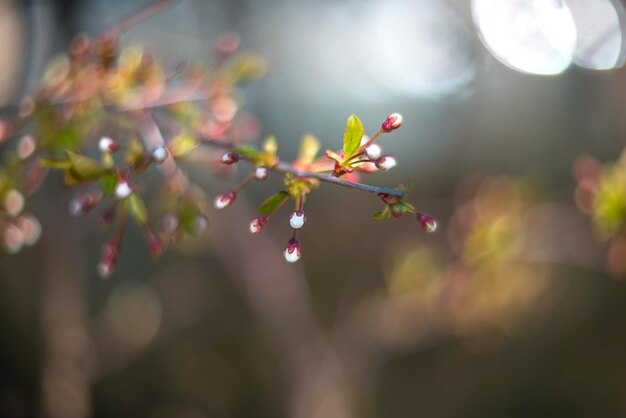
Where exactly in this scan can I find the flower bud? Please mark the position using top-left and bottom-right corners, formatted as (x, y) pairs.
(289, 210), (307, 229)
(216, 32), (241, 55)
(255, 166), (268, 180)
(114, 181), (133, 199)
(98, 239), (120, 278)
(2, 223), (24, 254)
(0, 119), (13, 144)
(416, 213), (437, 234)
(4, 189), (24, 217)
(160, 213), (179, 234)
(365, 144), (382, 160)
(375, 156), (397, 171)
(69, 193), (99, 217)
(283, 238), (301, 263)
(381, 113), (403, 132)
(17, 135), (36, 160)
(221, 151), (240, 165)
(151, 146), (168, 164)
(249, 216), (267, 234)
(98, 136), (119, 153)
(15, 214), (41, 246)
(193, 213), (209, 234)
(214, 191), (237, 209)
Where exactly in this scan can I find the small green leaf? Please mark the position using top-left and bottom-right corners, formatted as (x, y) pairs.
(374, 206), (392, 220)
(66, 151), (105, 182)
(258, 191), (289, 215)
(233, 145), (260, 159)
(100, 174), (117, 194)
(297, 135), (320, 165)
(342, 114), (364, 159)
(40, 157), (71, 170)
(263, 136), (278, 154)
(124, 138), (145, 166)
(128, 193), (147, 225)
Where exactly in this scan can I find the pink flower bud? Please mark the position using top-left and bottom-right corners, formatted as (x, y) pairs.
(255, 166), (268, 180)
(365, 144), (382, 160)
(375, 156), (397, 171)
(249, 216), (267, 234)
(4, 189), (24, 217)
(17, 135), (36, 160)
(2, 223), (24, 254)
(214, 191), (237, 209)
(416, 213), (437, 234)
(151, 146), (168, 164)
(288, 210), (307, 229)
(221, 152), (240, 165)
(15, 214), (41, 246)
(98, 136), (120, 153)
(283, 238), (301, 263)
(69, 193), (98, 217)
(160, 213), (179, 234)
(216, 32), (241, 55)
(381, 113), (403, 132)
(98, 239), (120, 278)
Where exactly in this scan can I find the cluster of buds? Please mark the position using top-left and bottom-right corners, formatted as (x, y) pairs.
(0, 11), (437, 276)
(0, 23), (265, 277)
(210, 113), (436, 263)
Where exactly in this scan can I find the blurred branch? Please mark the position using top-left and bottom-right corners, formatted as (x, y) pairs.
(273, 161), (407, 197)
(104, 0), (182, 37)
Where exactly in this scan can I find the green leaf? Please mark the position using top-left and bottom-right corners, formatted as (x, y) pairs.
(374, 211), (386, 220)
(342, 114), (364, 159)
(100, 174), (117, 194)
(40, 157), (71, 170)
(233, 145), (260, 159)
(374, 206), (392, 220)
(263, 136), (278, 154)
(297, 135), (320, 165)
(124, 138), (145, 166)
(66, 151), (105, 182)
(128, 193), (147, 225)
(258, 191), (289, 215)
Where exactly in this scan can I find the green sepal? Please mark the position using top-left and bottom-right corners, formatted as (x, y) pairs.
(128, 193), (147, 225)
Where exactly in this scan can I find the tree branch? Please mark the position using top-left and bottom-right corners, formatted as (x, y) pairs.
(272, 161), (406, 197)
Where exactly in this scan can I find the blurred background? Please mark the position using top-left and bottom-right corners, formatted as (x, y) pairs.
(2, 0), (626, 417)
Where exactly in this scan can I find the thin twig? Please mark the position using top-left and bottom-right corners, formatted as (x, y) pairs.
(272, 161), (406, 197)
(104, 0), (181, 37)
(195, 135), (407, 197)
